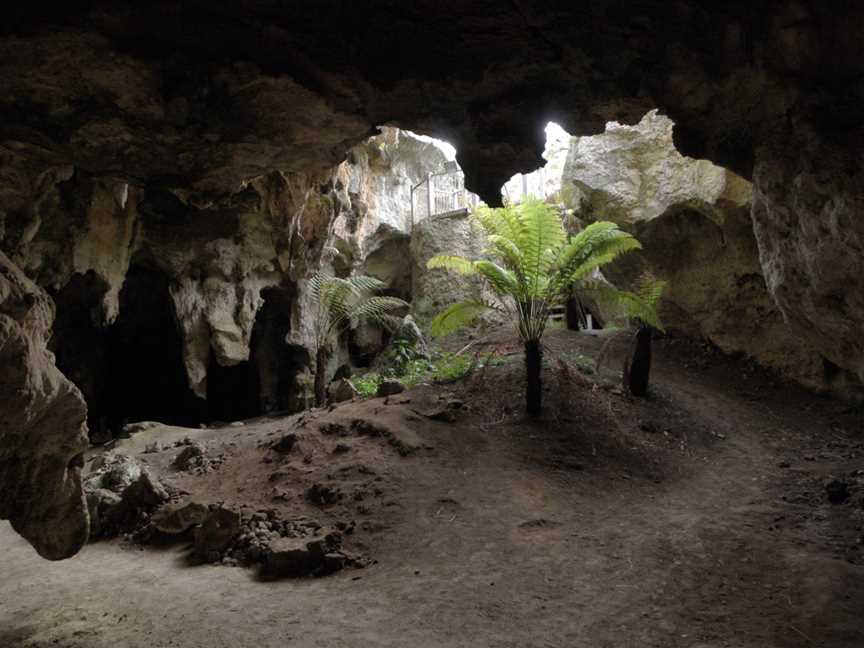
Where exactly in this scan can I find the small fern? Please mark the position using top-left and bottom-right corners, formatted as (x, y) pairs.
(311, 271), (409, 351)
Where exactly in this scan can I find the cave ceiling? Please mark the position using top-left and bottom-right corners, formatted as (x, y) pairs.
(3, 1), (862, 205)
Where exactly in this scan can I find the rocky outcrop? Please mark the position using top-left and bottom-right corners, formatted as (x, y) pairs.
(0, 252), (89, 559)
(561, 113), (829, 389)
(563, 112), (753, 225)
(1, 126), (452, 435)
(410, 211), (489, 327)
(752, 129), (864, 385)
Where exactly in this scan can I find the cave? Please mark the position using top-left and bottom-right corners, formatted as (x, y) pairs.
(50, 271), (114, 441)
(51, 265), (204, 436)
(104, 264), (204, 429)
(205, 355), (260, 423)
(3, 3), (864, 646)
(250, 286), (310, 415)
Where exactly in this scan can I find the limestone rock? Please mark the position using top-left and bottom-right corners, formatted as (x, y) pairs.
(261, 531), (344, 579)
(563, 111), (751, 225)
(376, 380), (406, 397)
(83, 454), (168, 540)
(0, 252), (89, 559)
(752, 129), (864, 387)
(393, 315), (431, 360)
(328, 378), (358, 403)
(193, 507), (242, 561)
(151, 501), (210, 535)
(410, 210), (491, 327)
(561, 113), (825, 389)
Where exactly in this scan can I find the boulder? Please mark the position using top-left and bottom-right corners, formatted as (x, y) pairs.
(0, 253), (89, 559)
(393, 314), (431, 360)
(83, 455), (168, 540)
(328, 378), (358, 403)
(151, 501), (210, 535)
(272, 432), (298, 454)
(410, 210), (492, 328)
(193, 507), (242, 561)
(261, 531), (344, 578)
(173, 443), (206, 471)
(376, 380), (406, 397)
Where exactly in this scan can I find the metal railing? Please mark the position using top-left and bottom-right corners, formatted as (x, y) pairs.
(410, 167), (479, 229)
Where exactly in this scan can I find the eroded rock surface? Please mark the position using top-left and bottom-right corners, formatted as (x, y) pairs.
(0, 252), (89, 559)
(561, 113), (830, 389)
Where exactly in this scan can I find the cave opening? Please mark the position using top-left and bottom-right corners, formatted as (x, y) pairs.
(51, 271), (113, 441)
(51, 265), (205, 438)
(105, 264), (204, 430)
(205, 355), (260, 423)
(249, 286), (310, 415)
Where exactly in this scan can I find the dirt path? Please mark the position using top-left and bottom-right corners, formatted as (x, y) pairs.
(1, 331), (862, 647)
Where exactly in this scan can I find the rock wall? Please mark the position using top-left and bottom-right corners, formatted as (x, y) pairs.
(561, 112), (833, 390)
(753, 129), (864, 385)
(410, 211), (489, 328)
(0, 252), (89, 559)
(0, 127), (452, 432)
(1, 164), (351, 427)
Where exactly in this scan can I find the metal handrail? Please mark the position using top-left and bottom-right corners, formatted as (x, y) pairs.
(410, 167), (479, 230)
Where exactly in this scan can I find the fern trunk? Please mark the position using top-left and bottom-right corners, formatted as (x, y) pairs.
(314, 346), (330, 406)
(627, 325), (652, 397)
(525, 339), (543, 416)
(565, 296), (583, 331)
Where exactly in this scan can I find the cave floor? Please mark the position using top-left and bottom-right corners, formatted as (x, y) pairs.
(2, 329), (864, 648)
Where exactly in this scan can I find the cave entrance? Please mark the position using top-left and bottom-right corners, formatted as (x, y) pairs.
(205, 355), (260, 423)
(204, 285), (311, 422)
(51, 271), (113, 440)
(52, 265), (204, 439)
(104, 264), (204, 430)
(250, 286), (310, 415)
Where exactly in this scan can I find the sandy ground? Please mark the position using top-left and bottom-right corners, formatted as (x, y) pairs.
(1, 329), (863, 648)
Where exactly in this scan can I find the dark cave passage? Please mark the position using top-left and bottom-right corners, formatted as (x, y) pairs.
(52, 264), (204, 439)
(205, 355), (260, 423)
(205, 285), (311, 422)
(250, 286), (310, 415)
(105, 264), (204, 429)
(52, 273), (313, 434)
(51, 271), (113, 440)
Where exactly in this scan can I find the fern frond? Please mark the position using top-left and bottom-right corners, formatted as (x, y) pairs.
(486, 234), (523, 272)
(516, 198), (566, 289)
(427, 255), (477, 275)
(473, 260), (519, 296)
(347, 275), (387, 294)
(552, 223), (641, 294)
(350, 296), (410, 330)
(580, 281), (665, 331)
(473, 204), (522, 242)
(430, 300), (498, 338)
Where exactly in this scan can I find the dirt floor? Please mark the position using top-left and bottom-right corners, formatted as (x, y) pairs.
(2, 327), (864, 648)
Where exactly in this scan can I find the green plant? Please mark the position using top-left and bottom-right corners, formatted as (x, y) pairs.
(350, 373), (382, 398)
(431, 353), (474, 383)
(310, 271), (408, 405)
(623, 272), (666, 396)
(427, 198), (657, 415)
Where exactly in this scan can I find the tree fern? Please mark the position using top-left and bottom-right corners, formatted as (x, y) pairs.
(426, 198), (652, 415)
